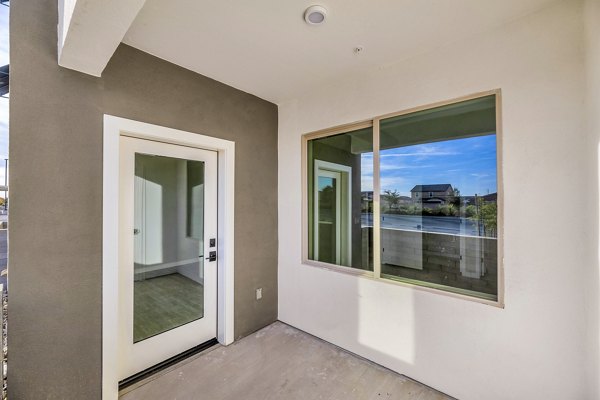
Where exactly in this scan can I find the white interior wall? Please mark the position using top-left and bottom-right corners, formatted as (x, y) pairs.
(176, 160), (204, 283)
(134, 156), (201, 280)
(278, 1), (593, 399)
(584, 0), (600, 397)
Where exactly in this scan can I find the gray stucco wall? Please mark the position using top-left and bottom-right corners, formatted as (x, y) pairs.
(9, 1), (278, 399)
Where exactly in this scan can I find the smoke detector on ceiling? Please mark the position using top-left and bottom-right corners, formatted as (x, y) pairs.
(304, 5), (327, 26)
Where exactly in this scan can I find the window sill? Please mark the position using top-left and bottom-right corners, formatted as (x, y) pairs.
(301, 258), (505, 309)
(302, 259), (374, 278)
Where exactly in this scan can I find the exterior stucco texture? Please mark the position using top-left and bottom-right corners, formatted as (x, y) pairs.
(9, 1), (278, 399)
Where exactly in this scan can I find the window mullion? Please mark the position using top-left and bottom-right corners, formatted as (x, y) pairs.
(373, 118), (381, 279)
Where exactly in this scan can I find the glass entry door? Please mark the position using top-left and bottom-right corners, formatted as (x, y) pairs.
(118, 136), (218, 380)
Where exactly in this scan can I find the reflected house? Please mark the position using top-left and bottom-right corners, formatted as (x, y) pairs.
(398, 196), (411, 205)
(362, 191), (373, 203)
(482, 192), (497, 203)
(410, 184), (454, 209)
(461, 192), (497, 206)
(361, 191), (373, 213)
(461, 195), (476, 205)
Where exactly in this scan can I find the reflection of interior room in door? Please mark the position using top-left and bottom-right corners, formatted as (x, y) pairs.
(314, 160), (351, 266)
(133, 153), (206, 342)
(133, 154), (205, 277)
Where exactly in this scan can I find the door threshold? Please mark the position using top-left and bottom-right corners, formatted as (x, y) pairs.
(118, 338), (219, 392)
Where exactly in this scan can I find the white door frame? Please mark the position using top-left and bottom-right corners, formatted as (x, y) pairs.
(102, 115), (235, 400)
(313, 160), (352, 266)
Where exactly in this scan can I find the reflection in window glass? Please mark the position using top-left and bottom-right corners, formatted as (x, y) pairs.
(379, 95), (498, 300)
(304, 94), (500, 301)
(317, 176), (337, 264)
(307, 127), (374, 271)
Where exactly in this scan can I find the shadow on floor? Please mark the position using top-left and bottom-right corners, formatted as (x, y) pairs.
(120, 321), (454, 400)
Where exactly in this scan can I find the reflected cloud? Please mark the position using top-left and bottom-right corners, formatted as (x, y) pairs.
(377, 136), (497, 196)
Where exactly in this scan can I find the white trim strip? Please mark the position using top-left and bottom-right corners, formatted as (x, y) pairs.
(102, 116), (120, 400)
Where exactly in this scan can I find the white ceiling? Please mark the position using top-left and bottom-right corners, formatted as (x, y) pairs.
(123, 0), (558, 103)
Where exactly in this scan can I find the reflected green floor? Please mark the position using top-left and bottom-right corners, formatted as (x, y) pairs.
(134, 273), (204, 342)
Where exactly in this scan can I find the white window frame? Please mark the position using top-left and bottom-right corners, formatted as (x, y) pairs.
(301, 89), (504, 308)
(102, 115), (235, 400)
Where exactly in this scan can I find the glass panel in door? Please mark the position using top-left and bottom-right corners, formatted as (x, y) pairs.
(317, 174), (339, 264)
(133, 154), (205, 343)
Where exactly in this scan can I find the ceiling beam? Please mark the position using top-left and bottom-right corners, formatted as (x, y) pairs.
(58, 0), (147, 77)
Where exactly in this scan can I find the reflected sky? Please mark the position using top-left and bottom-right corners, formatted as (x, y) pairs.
(361, 135), (497, 196)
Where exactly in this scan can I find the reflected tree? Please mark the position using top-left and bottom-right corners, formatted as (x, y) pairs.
(383, 189), (401, 212)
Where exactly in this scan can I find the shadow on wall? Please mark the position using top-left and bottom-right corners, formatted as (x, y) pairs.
(297, 263), (462, 396)
(592, 140), (600, 397)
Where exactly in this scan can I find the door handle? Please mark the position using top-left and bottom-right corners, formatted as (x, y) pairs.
(205, 251), (217, 262)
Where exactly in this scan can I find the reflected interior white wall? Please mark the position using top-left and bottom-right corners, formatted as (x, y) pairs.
(142, 179), (163, 265)
(133, 174), (145, 264)
(134, 156), (202, 282)
(278, 1), (591, 399)
(176, 159), (204, 283)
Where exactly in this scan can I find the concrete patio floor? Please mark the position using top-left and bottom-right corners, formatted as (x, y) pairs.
(120, 321), (453, 400)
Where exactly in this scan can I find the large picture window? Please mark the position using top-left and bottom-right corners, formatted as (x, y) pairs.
(304, 91), (502, 304)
